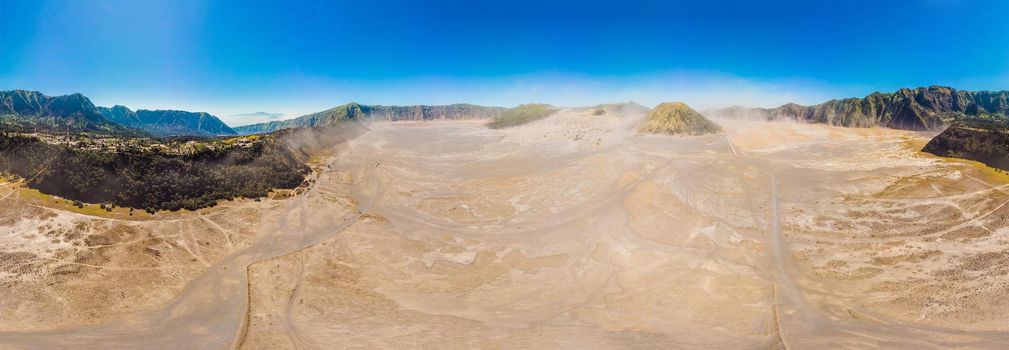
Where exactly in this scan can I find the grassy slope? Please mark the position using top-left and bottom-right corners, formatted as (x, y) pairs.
(640, 102), (722, 136)
(486, 104), (558, 129)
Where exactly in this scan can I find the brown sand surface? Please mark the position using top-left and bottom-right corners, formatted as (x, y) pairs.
(3, 108), (1009, 349)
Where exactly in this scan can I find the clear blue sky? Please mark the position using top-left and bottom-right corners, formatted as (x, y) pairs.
(2, 0), (1008, 125)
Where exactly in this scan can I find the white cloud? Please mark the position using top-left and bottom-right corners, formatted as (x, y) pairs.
(224, 111), (286, 126)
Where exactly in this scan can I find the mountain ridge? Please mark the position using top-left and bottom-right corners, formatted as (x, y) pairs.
(97, 105), (145, 128)
(234, 102), (506, 134)
(133, 109), (236, 137)
(706, 86), (1009, 131)
(0, 90), (237, 137)
(97, 106), (236, 137)
(0, 90), (135, 134)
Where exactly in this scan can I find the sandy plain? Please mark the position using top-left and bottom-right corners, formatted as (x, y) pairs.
(2, 104), (1009, 349)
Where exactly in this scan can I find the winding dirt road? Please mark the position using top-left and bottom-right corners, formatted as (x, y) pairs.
(0, 155), (383, 349)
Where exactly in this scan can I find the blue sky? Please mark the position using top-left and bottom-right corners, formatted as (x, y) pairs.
(2, 0), (1008, 125)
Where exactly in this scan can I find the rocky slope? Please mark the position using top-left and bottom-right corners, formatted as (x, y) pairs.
(922, 118), (1009, 171)
(234, 103), (504, 134)
(0, 131), (304, 211)
(640, 102), (722, 136)
(708, 86), (1009, 131)
(366, 103), (504, 121)
(0, 90), (134, 134)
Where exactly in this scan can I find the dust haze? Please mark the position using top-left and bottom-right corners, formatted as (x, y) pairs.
(2, 105), (1009, 349)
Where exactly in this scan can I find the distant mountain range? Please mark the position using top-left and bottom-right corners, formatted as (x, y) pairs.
(597, 101), (651, 116)
(0, 90), (135, 135)
(8, 86), (1009, 138)
(233, 103), (505, 134)
(1, 90), (236, 137)
(97, 104), (145, 128)
(0, 90), (509, 137)
(708, 86), (1009, 131)
(99, 106), (237, 137)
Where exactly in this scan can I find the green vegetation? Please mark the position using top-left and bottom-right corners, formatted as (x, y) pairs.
(922, 118), (1009, 171)
(0, 132), (310, 212)
(1, 90), (140, 136)
(2, 90), (237, 137)
(486, 103), (558, 129)
(0, 112), (141, 137)
(640, 102), (722, 136)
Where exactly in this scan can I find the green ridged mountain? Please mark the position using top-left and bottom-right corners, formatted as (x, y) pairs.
(97, 106), (237, 137)
(134, 109), (236, 137)
(97, 105), (145, 128)
(0, 90), (135, 135)
(0, 90), (236, 137)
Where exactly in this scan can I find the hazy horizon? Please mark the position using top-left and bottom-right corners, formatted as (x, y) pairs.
(3, 0), (1008, 125)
